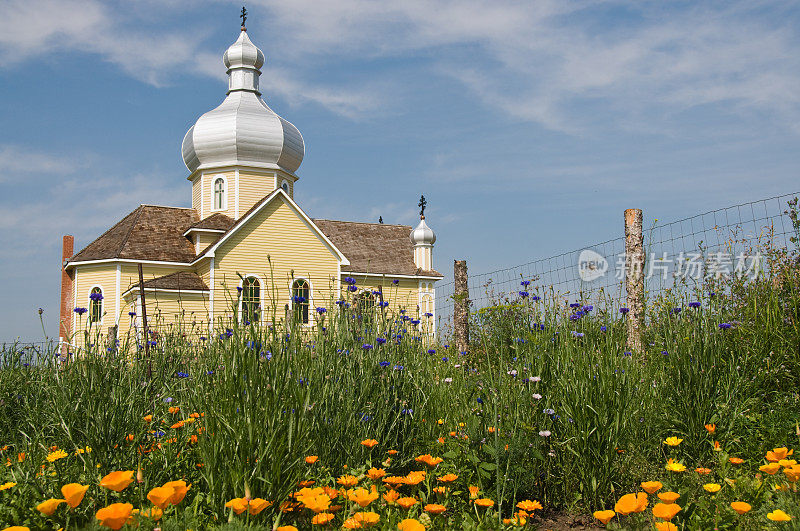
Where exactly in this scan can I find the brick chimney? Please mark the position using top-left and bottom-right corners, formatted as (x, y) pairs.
(59, 235), (74, 349)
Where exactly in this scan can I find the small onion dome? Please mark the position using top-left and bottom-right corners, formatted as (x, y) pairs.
(181, 31), (304, 174)
(410, 217), (436, 245)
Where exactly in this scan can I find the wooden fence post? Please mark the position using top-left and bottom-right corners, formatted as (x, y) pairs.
(454, 260), (470, 354)
(624, 209), (645, 353)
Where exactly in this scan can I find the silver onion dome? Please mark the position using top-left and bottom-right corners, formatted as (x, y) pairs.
(182, 30), (305, 174)
(410, 217), (436, 245)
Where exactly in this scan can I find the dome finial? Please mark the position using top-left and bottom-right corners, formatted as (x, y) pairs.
(418, 194), (427, 220)
(240, 6), (247, 31)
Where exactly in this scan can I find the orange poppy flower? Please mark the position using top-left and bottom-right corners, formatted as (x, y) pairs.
(99, 471), (134, 492)
(163, 480), (190, 505)
(361, 439), (379, 448)
(641, 481), (663, 494)
(766, 447), (792, 462)
(95, 502), (134, 530)
(730, 501), (751, 515)
(658, 491), (680, 504)
(652, 502), (682, 521)
(225, 497), (248, 515)
(593, 509), (615, 524)
(276, 527), (299, 531)
(36, 498), (65, 516)
(61, 483), (89, 509)
(147, 486), (174, 509)
(614, 493), (648, 515)
(248, 498), (271, 515)
(654, 523), (678, 531)
(760, 463), (781, 475)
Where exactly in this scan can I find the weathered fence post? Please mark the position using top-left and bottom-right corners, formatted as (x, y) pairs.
(624, 209), (645, 353)
(454, 260), (470, 354)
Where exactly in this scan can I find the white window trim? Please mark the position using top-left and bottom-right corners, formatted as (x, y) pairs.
(87, 285), (105, 326)
(280, 179), (290, 195)
(238, 274), (264, 324)
(211, 174), (228, 212)
(290, 277), (313, 326)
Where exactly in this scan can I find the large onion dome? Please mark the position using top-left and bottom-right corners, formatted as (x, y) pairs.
(181, 30), (304, 174)
(410, 216), (436, 245)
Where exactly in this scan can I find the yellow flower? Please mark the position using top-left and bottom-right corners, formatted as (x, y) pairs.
(767, 509), (792, 522)
(730, 502), (751, 515)
(614, 493), (648, 515)
(1, 527), (31, 531)
(0, 482), (16, 491)
(397, 519), (426, 531)
(652, 503), (682, 521)
(665, 459), (686, 472)
(760, 463), (781, 475)
(95, 502), (133, 530)
(779, 459), (797, 467)
(663, 436), (683, 447)
(593, 510), (615, 524)
(474, 498), (495, 509)
(276, 527), (299, 531)
(641, 481), (663, 494)
(46, 449), (68, 463)
(36, 498), (65, 516)
(61, 483), (89, 509)
(703, 483), (722, 493)
(784, 465), (800, 482)
(517, 499), (543, 512)
(348, 486), (379, 508)
(654, 523), (678, 531)
(99, 471), (134, 492)
(361, 439), (379, 448)
(311, 512), (334, 525)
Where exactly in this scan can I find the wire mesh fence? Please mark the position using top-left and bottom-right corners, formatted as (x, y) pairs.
(436, 191), (800, 331)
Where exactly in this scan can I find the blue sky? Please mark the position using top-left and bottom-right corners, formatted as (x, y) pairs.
(1, 0), (799, 341)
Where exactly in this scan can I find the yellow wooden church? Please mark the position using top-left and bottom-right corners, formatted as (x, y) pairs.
(58, 26), (441, 348)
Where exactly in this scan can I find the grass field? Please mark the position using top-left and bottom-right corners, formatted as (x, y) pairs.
(1, 238), (800, 530)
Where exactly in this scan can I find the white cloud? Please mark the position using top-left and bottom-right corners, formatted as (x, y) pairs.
(0, 145), (83, 179)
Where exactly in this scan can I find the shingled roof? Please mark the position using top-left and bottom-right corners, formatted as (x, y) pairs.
(128, 271), (209, 293)
(313, 219), (442, 277)
(69, 205), (198, 264)
(186, 213), (235, 232)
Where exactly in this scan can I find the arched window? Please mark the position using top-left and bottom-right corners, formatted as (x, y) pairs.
(292, 279), (310, 324)
(89, 287), (103, 323)
(213, 177), (225, 210)
(242, 277), (260, 323)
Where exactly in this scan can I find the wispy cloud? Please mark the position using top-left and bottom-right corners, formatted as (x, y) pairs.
(0, 144), (84, 179)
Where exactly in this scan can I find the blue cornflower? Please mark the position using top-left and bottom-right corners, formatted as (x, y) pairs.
(207, 370), (214, 375)
(719, 322), (732, 329)
(199, 336), (207, 341)
(519, 291), (529, 298)
(335, 300), (345, 306)
(379, 361), (391, 367)
(688, 301), (701, 308)
(411, 319), (420, 325)
(393, 365), (404, 371)
(401, 408), (413, 415)
(225, 328), (233, 337)
(236, 286), (243, 293)
(521, 280), (531, 287)
(544, 408), (555, 415)
(347, 285), (358, 292)
(582, 305), (593, 312)
(316, 307), (327, 314)
(344, 276), (356, 285)
(477, 397), (483, 404)
(378, 301), (389, 308)
(569, 302), (581, 308)
(600, 326), (607, 332)
(620, 307), (629, 314)
(176, 371), (190, 378)
(362, 344), (373, 350)
(442, 357), (448, 362)
(569, 314), (580, 321)
(376, 337), (387, 344)
(392, 279), (399, 285)
(89, 292), (104, 302)
(163, 397), (173, 403)
(661, 350), (669, 356)
(293, 295), (306, 303)
(427, 349), (436, 354)
(128, 311), (136, 317)
(424, 312), (433, 317)
(572, 331), (584, 338)
(443, 344), (449, 348)
(74, 307), (87, 315)
(532, 296), (541, 301)
(670, 307), (682, 314)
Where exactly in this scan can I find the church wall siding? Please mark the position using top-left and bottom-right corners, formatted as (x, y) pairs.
(238, 171), (275, 214)
(213, 196), (340, 326)
(71, 264), (119, 349)
(191, 175), (201, 215)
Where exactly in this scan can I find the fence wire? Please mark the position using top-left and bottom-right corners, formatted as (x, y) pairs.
(436, 192), (800, 329)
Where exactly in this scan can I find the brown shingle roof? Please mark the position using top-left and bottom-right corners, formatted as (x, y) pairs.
(70, 205), (198, 263)
(130, 271), (209, 292)
(313, 219), (442, 277)
(186, 213), (235, 232)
